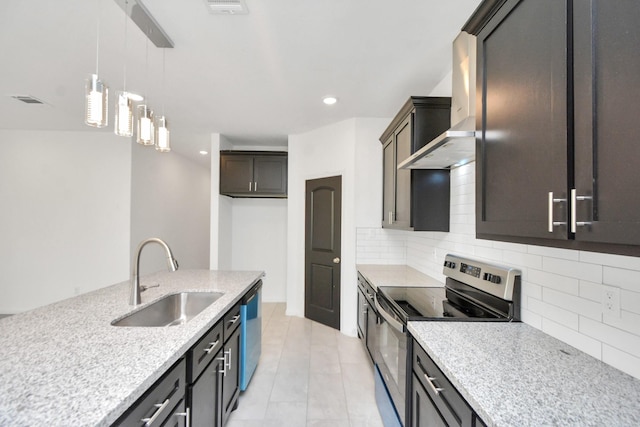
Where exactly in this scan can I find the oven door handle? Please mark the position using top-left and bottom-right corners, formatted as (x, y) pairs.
(375, 295), (405, 333)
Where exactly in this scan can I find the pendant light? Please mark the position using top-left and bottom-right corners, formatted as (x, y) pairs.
(136, 38), (154, 146)
(115, 0), (142, 137)
(85, 0), (108, 128)
(155, 48), (170, 152)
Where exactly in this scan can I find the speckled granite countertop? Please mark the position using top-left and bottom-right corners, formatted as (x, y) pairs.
(357, 264), (443, 290)
(408, 321), (640, 426)
(0, 269), (263, 427)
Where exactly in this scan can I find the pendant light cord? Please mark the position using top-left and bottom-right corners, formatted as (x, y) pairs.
(122, 0), (129, 92)
(162, 48), (166, 115)
(95, 0), (101, 74)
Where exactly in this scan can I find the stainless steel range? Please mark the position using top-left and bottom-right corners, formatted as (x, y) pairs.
(373, 254), (521, 427)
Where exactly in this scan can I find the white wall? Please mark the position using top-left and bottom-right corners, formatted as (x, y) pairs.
(288, 118), (389, 336)
(210, 141), (289, 301)
(130, 142), (211, 276)
(231, 199), (288, 302)
(357, 162), (640, 381)
(0, 130), (131, 313)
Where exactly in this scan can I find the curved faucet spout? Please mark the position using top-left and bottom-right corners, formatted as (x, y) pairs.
(131, 238), (179, 305)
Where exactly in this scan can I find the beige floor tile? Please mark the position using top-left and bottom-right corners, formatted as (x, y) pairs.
(231, 302), (383, 426)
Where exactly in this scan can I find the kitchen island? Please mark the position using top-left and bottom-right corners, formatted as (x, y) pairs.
(0, 269), (264, 427)
(409, 321), (640, 426)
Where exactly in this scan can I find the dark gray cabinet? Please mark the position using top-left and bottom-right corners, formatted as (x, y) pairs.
(220, 151), (287, 198)
(356, 272), (377, 362)
(380, 97), (452, 231)
(114, 358), (187, 426)
(221, 303), (241, 426)
(572, 0), (640, 246)
(472, 0), (640, 255)
(409, 338), (484, 427)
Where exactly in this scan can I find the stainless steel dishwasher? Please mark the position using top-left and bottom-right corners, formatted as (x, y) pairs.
(240, 280), (262, 391)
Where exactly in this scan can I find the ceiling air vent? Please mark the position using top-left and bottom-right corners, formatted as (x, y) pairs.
(203, 0), (249, 15)
(11, 95), (45, 104)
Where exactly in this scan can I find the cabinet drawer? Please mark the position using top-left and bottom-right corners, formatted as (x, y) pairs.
(223, 301), (242, 341)
(115, 358), (186, 427)
(412, 340), (473, 427)
(189, 320), (223, 382)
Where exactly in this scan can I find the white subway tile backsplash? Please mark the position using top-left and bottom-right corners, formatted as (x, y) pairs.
(580, 316), (640, 358)
(527, 245), (580, 261)
(580, 251), (640, 271)
(355, 161), (640, 380)
(602, 344), (640, 380)
(528, 269), (580, 295)
(602, 266), (640, 291)
(542, 257), (603, 283)
(543, 318), (602, 359)
(537, 298), (580, 330)
(579, 280), (604, 303)
(542, 288), (602, 321)
(621, 290), (640, 315)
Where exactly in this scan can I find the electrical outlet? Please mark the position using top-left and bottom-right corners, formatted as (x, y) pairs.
(602, 285), (621, 318)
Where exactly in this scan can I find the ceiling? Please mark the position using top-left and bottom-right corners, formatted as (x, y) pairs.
(0, 0), (481, 165)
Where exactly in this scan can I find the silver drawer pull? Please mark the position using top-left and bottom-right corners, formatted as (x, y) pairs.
(225, 348), (232, 370)
(229, 315), (240, 325)
(203, 339), (220, 354)
(571, 189), (593, 233)
(175, 408), (190, 426)
(424, 374), (444, 396)
(217, 354), (227, 376)
(141, 398), (170, 426)
(548, 191), (567, 232)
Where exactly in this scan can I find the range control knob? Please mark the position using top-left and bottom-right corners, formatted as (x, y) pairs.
(483, 273), (502, 284)
(443, 260), (456, 269)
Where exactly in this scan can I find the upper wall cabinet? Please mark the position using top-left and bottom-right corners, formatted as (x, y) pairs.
(471, 0), (640, 255)
(380, 97), (451, 231)
(220, 151), (287, 198)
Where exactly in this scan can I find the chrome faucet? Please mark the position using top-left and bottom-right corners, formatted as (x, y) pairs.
(131, 238), (179, 305)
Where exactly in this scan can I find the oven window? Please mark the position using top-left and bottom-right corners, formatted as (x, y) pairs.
(379, 318), (404, 387)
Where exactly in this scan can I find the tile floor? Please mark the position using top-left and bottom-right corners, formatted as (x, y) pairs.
(227, 302), (384, 427)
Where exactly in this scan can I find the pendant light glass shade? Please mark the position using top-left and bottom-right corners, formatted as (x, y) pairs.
(85, 74), (108, 127)
(136, 105), (154, 145)
(155, 115), (170, 152)
(114, 92), (134, 137)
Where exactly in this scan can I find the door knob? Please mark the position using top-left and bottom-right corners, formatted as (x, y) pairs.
(333, 257), (341, 264)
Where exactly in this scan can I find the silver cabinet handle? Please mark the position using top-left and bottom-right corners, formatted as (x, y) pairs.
(424, 374), (444, 396)
(141, 398), (171, 426)
(571, 189), (593, 233)
(388, 211), (393, 225)
(225, 348), (232, 371)
(229, 315), (240, 325)
(175, 408), (190, 427)
(254, 181), (257, 191)
(547, 192), (567, 232)
(333, 257), (340, 264)
(217, 354), (227, 377)
(203, 339), (220, 354)
(249, 182), (253, 191)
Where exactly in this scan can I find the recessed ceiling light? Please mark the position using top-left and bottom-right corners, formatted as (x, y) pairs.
(322, 96), (338, 105)
(199, 150), (209, 155)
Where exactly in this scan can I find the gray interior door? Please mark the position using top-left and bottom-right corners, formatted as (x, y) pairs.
(305, 175), (342, 330)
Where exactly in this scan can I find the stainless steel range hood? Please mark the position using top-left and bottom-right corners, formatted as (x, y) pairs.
(399, 32), (476, 169)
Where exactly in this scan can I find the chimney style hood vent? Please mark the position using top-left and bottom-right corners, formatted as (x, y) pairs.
(399, 32), (477, 169)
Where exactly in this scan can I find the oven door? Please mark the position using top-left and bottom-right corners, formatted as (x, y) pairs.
(375, 293), (407, 426)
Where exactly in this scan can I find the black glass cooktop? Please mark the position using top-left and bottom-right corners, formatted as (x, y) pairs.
(378, 282), (510, 322)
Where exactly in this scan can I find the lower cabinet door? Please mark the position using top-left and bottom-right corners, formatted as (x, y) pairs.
(190, 350), (223, 427)
(412, 374), (447, 427)
(222, 326), (241, 426)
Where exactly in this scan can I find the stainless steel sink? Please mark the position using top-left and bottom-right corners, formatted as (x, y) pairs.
(112, 292), (224, 327)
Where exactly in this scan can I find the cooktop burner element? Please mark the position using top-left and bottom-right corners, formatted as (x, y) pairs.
(377, 254), (522, 323)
